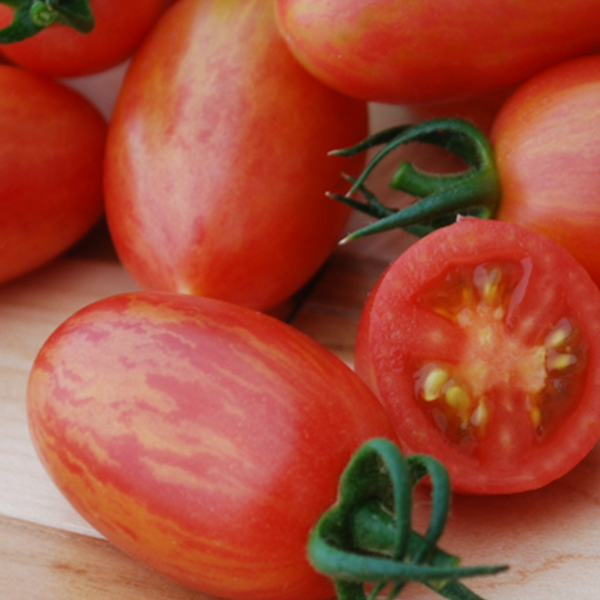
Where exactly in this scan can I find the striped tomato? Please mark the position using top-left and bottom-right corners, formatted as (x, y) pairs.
(104, 0), (367, 312)
(27, 292), (396, 600)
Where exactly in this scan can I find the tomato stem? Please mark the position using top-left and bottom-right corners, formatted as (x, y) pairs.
(308, 439), (507, 600)
(328, 118), (501, 242)
(0, 0), (94, 43)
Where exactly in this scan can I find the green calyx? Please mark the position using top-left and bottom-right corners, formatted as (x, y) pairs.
(328, 117), (501, 242)
(0, 0), (94, 43)
(308, 438), (508, 600)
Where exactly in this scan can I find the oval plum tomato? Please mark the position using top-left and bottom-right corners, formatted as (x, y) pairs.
(27, 291), (396, 600)
(274, 0), (600, 105)
(0, 64), (106, 285)
(0, 1), (175, 77)
(103, 0), (368, 312)
(490, 54), (600, 290)
(355, 217), (600, 495)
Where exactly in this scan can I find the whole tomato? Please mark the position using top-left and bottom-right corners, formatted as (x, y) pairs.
(104, 0), (368, 312)
(0, 64), (106, 285)
(274, 0), (600, 105)
(27, 292), (396, 600)
(490, 54), (600, 287)
(0, 0), (175, 77)
(329, 55), (600, 292)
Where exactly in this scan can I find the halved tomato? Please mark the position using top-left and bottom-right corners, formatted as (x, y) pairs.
(355, 217), (600, 494)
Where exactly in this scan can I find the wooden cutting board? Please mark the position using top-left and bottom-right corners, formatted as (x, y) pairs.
(1, 64), (599, 600)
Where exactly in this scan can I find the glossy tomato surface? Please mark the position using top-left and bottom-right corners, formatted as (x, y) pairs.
(0, 0), (174, 77)
(104, 0), (368, 312)
(355, 218), (600, 495)
(0, 64), (106, 285)
(27, 292), (396, 600)
(274, 0), (600, 105)
(492, 54), (600, 290)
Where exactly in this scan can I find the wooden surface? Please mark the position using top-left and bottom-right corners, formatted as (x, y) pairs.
(2, 65), (600, 600)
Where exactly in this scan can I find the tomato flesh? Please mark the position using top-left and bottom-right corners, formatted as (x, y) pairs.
(414, 260), (586, 454)
(355, 218), (600, 494)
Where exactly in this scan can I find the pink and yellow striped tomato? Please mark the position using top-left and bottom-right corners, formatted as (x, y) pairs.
(104, 0), (368, 312)
(27, 291), (396, 600)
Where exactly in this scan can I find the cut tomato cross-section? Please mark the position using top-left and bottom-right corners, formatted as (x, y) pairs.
(355, 217), (600, 494)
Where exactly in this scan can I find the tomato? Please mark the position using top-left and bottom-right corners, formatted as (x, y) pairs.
(332, 55), (600, 293)
(0, 0), (174, 77)
(354, 217), (600, 495)
(104, 0), (367, 313)
(491, 54), (600, 290)
(0, 64), (106, 285)
(274, 0), (600, 105)
(27, 291), (396, 600)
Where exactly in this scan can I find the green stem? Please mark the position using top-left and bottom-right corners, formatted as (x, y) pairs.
(0, 0), (94, 43)
(308, 439), (508, 600)
(329, 118), (501, 242)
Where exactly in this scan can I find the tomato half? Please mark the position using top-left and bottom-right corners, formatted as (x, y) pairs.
(27, 292), (396, 600)
(355, 218), (600, 495)
(274, 0), (600, 105)
(0, 64), (106, 285)
(104, 0), (367, 312)
(0, 0), (174, 77)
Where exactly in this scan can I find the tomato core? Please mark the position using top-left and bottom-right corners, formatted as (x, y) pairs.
(413, 260), (587, 455)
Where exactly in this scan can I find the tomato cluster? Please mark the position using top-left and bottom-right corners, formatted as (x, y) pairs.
(4, 2), (600, 600)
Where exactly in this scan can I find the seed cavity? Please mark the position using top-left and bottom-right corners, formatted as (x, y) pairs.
(418, 260), (585, 446)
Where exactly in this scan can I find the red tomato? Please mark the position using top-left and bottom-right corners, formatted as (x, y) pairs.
(274, 0), (600, 105)
(355, 218), (600, 495)
(332, 55), (600, 292)
(27, 292), (396, 600)
(104, 0), (368, 312)
(492, 54), (600, 290)
(0, 0), (174, 77)
(0, 64), (106, 285)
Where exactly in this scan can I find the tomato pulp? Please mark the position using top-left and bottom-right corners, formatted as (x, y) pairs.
(355, 218), (600, 494)
(27, 292), (396, 600)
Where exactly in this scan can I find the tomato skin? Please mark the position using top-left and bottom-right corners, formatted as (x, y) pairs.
(274, 0), (600, 105)
(27, 291), (396, 600)
(0, 65), (106, 284)
(491, 55), (600, 290)
(104, 0), (368, 312)
(355, 218), (600, 495)
(0, 1), (175, 78)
